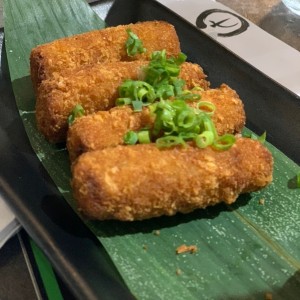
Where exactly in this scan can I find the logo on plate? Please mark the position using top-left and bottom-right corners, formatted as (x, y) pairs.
(196, 9), (249, 37)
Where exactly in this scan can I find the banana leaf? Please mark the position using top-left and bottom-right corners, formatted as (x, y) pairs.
(3, 0), (300, 299)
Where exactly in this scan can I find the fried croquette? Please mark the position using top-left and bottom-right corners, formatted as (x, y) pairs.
(30, 21), (181, 91)
(67, 105), (153, 161)
(67, 84), (245, 161)
(188, 83), (245, 135)
(36, 61), (209, 143)
(71, 138), (273, 221)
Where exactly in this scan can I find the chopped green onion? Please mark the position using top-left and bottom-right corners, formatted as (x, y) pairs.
(137, 130), (151, 144)
(117, 49), (191, 111)
(172, 78), (185, 96)
(131, 100), (143, 112)
(212, 134), (236, 151)
(243, 131), (267, 143)
(124, 131), (138, 145)
(144, 50), (187, 86)
(117, 47), (236, 151)
(196, 101), (216, 115)
(122, 95), (236, 151)
(177, 110), (196, 129)
(179, 132), (198, 140)
(191, 86), (204, 92)
(195, 131), (214, 148)
(201, 114), (218, 138)
(125, 29), (146, 57)
(116, 98), (132, 106)
(175, 91), (200, 102)
(160, 108), (175, 124)
(150, 98), (232, 149)
(67, 104), (85, 125)
(155, 84), (175, 100)
(156, 136), (186, 148)
(123, 129), (151, 145)
(257, 131), (267, 144)
(116, 80), (156, 110)
(174, 52), (187, 65)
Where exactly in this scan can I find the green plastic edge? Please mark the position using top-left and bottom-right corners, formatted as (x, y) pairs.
(29, 238), (64, 300)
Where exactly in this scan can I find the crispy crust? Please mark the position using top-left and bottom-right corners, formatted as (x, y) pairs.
(71, 138), (273, 221)
(67, 106), (154, 161)
(191, 83), (245, 135)
(30, 21), (181, 91)
(36, 61), (209, 143)
(67, 84), (245, 161)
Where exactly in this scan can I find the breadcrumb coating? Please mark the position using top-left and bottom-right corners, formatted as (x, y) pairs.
(30, 21), (181, 91)
(71, 138), (273, 221)
(36, 61), (209, 143)
(67, 84), (245, 161)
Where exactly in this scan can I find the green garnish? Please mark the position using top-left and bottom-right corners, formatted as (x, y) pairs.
(124, 131), (138, 145)
(212, 134), (236, 151)
(151, 99), (231, 149)
(137, 130), (151, 144)
(195, 131), (214, 148)
(119, 47), (235, 151)
(144, 50), (186, 87)
(116, 80), (156, 111)
(123, 130), (151, 145)
(156, 136), (186, 148)
(123, 99), (235, 150)
(115, 97), (132, 106)
(115, 50), (198, 111)
(297, 172), (300, 188)
(125, 29), (146, 57)
(243, 131), (267, 143)
(196, 101), (216, 116)
(257, 131), (267, 143)
(68, 104), (85, 125)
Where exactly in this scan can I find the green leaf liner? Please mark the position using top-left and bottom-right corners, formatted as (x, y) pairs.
(3, 0), (300, 299)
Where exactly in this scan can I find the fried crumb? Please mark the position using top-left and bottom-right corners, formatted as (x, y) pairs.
(153, 230), (160, 236)
(265, 292), (272, 300)
(176, 268), (182, 275)
(176, 244), (198, 254)
(259, 198), (265, 205)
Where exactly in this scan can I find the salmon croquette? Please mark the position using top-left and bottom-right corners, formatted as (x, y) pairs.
(30, 21), (181, 91)
(67, 84), (245, 161)
(71, 138), (273, 221)
(36, 61), (209, 143)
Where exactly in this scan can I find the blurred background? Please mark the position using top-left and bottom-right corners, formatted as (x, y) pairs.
(1, 0), (299, 50)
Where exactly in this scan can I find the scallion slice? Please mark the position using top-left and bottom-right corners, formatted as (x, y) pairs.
(68, 104), (85, 125)
(172, 78), (185, 96)
(132, 100), (143, 112)
(196, 101), (216, 115)
(137, 130), (151, 144)
(125, 29), (146, 57)
(257, 131), (267, 144)
(156, 136), (186, 148)
(116, 98), (132, 106)
(124, 131), (138, 145)
(201, 114), (218, 139)
(144, 50), (187, 86)
(243, 131), (267, 143)
(177, 110), (196, 129)
(195, 131), (214, 148)
(116, 80), (156, 110)
(212, 134), (236, 151)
